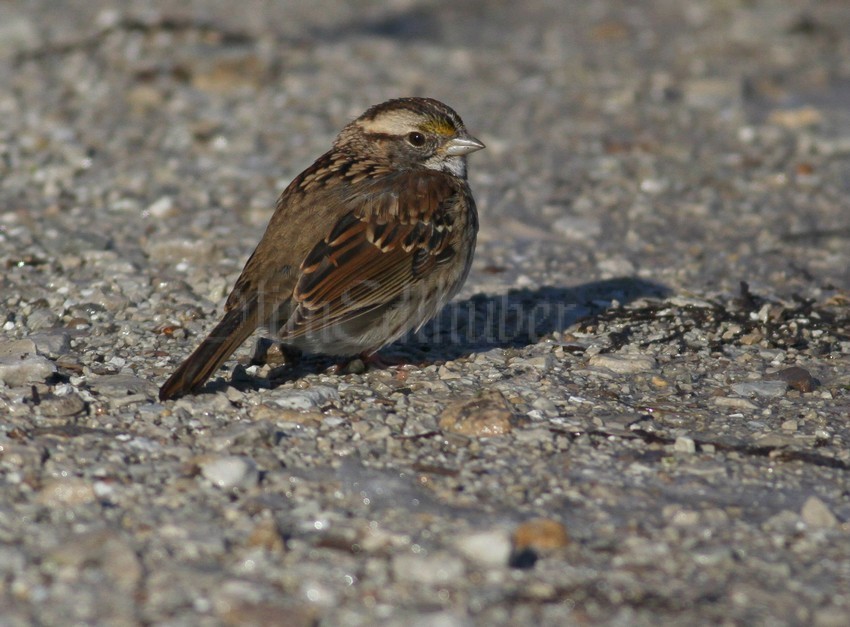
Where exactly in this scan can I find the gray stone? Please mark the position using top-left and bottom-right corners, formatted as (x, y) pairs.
(0, 339), (38, 358)
(29, 331), (72, 357)
(0, 354), (56, 386)
(90, 374), (158, 398)
(731, 381), (788, 398)
(38, 391), (85, 417)
(25, 308), (59, 330)
(271, 385), (339, 410)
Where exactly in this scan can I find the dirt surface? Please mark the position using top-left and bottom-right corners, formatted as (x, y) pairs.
(1, 1), (849, 625)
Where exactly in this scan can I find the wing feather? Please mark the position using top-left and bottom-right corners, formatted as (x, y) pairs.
(282, 170), (459, 340)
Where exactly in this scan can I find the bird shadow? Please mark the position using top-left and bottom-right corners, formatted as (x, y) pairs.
(401, 276), (670, 361)
(220, 276), (670, 393)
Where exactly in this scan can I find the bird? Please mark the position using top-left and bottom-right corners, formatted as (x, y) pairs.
(159, 97), (484, 401)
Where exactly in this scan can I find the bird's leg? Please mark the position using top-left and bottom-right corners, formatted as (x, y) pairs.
(251, 338), (302, 367)
(360, 352), (410, 369)
(327, 351), (411, 375)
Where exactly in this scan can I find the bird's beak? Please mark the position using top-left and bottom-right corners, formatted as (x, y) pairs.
(444, 135), (485, 156)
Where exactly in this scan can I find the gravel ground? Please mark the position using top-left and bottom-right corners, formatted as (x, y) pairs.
(2, 1), (850, 625)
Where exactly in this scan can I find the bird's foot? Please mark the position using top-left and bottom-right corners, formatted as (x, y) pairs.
(328, 352), (411, 375)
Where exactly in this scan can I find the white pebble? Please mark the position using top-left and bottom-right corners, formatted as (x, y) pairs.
(200, 456), (259, 490)
(454, 529), (512, 567)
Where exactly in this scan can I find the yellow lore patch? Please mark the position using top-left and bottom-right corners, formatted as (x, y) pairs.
(420, 118), (456, 136)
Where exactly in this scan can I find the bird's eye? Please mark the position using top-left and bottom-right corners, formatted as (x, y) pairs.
(407, 132), (426, 147)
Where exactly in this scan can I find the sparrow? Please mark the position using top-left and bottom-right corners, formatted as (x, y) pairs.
(159, 97), (484, 400)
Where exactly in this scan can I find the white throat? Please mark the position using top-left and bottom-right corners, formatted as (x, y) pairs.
(426, 155), (467, 179)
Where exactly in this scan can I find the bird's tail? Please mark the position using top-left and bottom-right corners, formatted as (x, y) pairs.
(159, 305), (258, 401)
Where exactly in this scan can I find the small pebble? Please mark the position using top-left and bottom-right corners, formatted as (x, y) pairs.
(587, 354), (656, 374)
(674, 436), (696, 454)
(271, 385), (339, 410)
(0, 355), (56, 386)
(437, 364), (462, 380)
(36, 478), (97, 507)
(37, 392), (85, 417)
(774, 366), (817, 393)
(200, 455), (259, 490)
(512, 518), (570, 552)
(683, 77), (739, 108)
(439, 390), (516, 437)
(800, 496), (837, 529)
(669, 508), (701, 527)
(813, 607), (850, 627)
(0, 339), (38, 358)
(639, 177), (668, 194)
(731, 381), (788, 398)
(530, 396), (558, 414)
(44, 529), (142, 592)
(146, 195), (175, 218)
(403, 612), (469, 627)
(208, 421), (275, 451)
(552, 215), (602, 240)
(755, 434), (796, 448)
(29, 331), (72, 357)
(597, 255), (636, 276)
(509, 518), (570, 569)
(90, 374), (158, 398)
(25, 308), (58, 330)
(392, 551), (465, 585)
(143, 237), (215, 264)
(714, 396), (758, 410)
(453, 529), (512, 567)
(767, 106), (823, 129)
(246, 518), (287, 553)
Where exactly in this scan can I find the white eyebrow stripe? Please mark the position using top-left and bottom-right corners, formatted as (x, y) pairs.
(358, 111), (425, 135)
